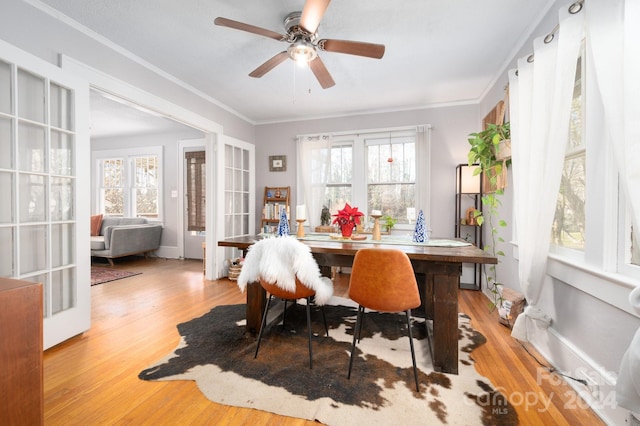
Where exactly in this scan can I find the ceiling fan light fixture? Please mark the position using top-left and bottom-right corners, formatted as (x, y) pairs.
(288, 39), (317, 66)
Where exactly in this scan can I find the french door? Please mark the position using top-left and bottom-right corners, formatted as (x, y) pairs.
(0, 40), (90, 349)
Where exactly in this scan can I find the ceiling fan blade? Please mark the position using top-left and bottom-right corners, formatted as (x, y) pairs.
(214, 17), (285, 42)
(299, 0), (331, 34)
(309, 56), (335, 89)
(318, 39), (385, 59)
(249, 52), (289, 78)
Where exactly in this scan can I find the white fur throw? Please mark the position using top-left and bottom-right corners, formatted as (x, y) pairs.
(237, 236), (334, 305)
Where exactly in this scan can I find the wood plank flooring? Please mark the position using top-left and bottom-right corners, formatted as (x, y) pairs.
(43, 257), (605, 425)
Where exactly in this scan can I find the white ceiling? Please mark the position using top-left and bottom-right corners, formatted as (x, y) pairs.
(38, 0), (555, 128)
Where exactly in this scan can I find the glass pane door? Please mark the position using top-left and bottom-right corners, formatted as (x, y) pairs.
(0, 44), (89, 349)
(224, 144), (250, 238)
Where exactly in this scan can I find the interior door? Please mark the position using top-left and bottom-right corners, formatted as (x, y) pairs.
(182, 142), (206, 259)
(0, 40), (90, 349)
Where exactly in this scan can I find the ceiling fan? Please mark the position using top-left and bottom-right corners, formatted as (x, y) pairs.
(214, 0), (385, 89)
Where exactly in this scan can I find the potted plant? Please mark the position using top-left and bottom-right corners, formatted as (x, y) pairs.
(332, 203), (364, 237)
(467, 122), (511, 193)
(382, 215), (396, 233)
(467, 122), (511, 310)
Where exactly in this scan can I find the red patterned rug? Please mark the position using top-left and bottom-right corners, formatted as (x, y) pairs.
(91, 267), (141, 286)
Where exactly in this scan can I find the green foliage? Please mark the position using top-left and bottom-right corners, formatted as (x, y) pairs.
(467, 122), (511, 311)
(382, 215), (396, 231)
(467, 122), (511, 173)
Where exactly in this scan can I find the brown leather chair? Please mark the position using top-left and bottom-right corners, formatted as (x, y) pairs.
(346, 248), (421, 392)
(254, 278), (329, 370)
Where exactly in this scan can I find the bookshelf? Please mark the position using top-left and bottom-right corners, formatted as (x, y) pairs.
(261, 186), (290, 232)
(455, 164), (483, 290)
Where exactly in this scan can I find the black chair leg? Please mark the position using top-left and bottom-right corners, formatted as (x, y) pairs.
(305, 297), (313, 369)
(347, 305), (364, 379)
(282, 299), (288, 328)
(254, 294), (273, 359)
(405, 309), (420, 392)
(320, 305), (329, 337)
(357, 305), (365, 343)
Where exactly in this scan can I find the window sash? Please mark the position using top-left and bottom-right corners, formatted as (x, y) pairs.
(132, 155), (159, 218)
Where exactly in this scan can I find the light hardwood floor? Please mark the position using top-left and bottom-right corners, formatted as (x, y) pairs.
(43, 257), (605, 425)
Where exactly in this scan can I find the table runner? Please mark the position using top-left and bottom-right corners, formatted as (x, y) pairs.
(287, 233), (472, 247)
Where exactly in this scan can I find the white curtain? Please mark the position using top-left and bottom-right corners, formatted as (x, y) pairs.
(586, 0), (640, 412)
(296, 134), (332, 229)
(414, 125), (431, 214)
(509, 7), (584, 341)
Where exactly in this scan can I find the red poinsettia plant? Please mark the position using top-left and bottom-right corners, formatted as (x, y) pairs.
(332, 203), (365, 230)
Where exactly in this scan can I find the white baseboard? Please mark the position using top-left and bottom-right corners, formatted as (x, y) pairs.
(153, 245), (179, 259)
(527, 324), (629, 425)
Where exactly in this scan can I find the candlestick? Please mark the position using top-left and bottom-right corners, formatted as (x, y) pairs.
(296, 205), (306, 221)
(370, 213), (382, 241)
(296, 219), (306, 238)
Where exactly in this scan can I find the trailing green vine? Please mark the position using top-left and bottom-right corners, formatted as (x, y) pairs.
(467, 123), (511, 311)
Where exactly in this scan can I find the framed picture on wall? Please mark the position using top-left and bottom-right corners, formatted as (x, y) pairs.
(269, 155), (286, 172)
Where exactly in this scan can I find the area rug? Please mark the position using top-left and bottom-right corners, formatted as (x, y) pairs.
(139, 297), (518, 425)
(91, 267), (141, 286)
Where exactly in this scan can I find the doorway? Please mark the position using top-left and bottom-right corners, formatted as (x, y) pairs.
(181, 140), (206, 259)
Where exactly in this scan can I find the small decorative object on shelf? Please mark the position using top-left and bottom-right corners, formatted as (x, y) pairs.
(332, 203), (364, 237)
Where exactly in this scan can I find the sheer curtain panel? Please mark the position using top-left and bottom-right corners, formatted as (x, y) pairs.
(586, 0), (640, 412)
(508, 7), (584, 341)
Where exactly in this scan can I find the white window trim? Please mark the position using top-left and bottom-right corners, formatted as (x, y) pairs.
(92, 146), (163, 222)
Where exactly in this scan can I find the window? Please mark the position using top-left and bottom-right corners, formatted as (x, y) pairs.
(366, 134), (416, 224)
(325, 143), (353, 213)
(299, 127), (427, 229)
(548, 42), (640, 283)
(552, 54), (585, 251)
(95, 147), (162, 220)
(101, 158), (124, 216)
(132, 155), (159, 218)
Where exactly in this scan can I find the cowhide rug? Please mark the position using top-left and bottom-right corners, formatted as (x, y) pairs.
(139, 297), (517, 425)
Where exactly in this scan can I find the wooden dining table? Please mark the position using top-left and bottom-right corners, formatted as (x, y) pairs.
(218, 234), (497, 375)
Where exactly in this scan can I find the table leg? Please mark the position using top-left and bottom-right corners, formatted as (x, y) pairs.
(246, 282), (266, 334)
(432, 272), (459, 374)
